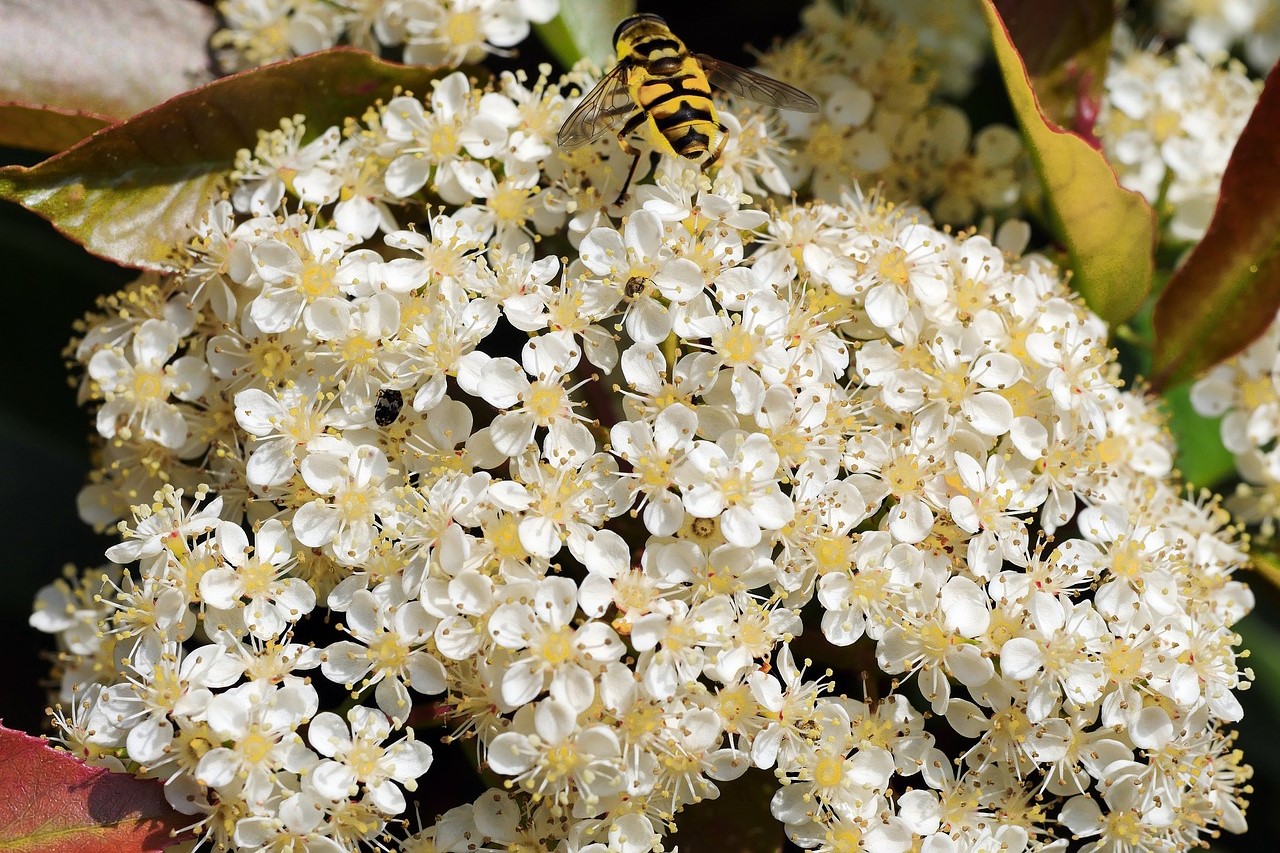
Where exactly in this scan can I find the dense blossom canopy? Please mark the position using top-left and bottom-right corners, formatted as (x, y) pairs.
(27, 1), (1267, 852)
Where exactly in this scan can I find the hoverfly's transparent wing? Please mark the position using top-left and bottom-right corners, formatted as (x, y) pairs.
(557, 64), (637, 149)
(696, 55), (819, 113)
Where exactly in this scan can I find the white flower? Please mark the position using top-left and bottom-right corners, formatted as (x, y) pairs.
(322, 583), (446, 723)
(676, 431), (795, 548)
(487, 699), (624, 812)
(308, 706), (433, 813)
(458, 333), (593, 461)
(235, 379), (332, 489)
(88, 319), (209, 449)
(487, 575), (624, 711)
(195, 679), (320, 804)
(293, 439), (393, 565)
(610, 404), (697, 535)
(200, 519), (315, 640)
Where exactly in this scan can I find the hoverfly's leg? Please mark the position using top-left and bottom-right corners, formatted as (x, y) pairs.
(702, 122), (730, 174)
(613, 111), (650, 205)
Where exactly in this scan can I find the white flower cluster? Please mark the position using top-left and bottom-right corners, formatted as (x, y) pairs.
(1192, 310), (1280, 534)
(1154, 0), (1280, 75)
(213, 0), (559, 71)
(33, 57), (1253, 853)
(1097, 41), (1260, 243)
(757, 0), (1025, 225)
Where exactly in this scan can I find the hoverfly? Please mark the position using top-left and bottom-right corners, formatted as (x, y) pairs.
(557, 13), (818, 203)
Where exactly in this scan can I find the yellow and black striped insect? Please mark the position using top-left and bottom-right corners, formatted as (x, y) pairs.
(557, 13), (818, 203)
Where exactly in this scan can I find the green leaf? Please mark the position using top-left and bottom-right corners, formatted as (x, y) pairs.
(1150, 61), (1280, 391)
(535, 0), (636, 68)
(1162, 382), (1234, 489)
(0, 724), (190, 853)
(0, 103), (113, 153)
(982, 0), (1155, 325)
(993, 0), (1113, 135)
(0, 0), (216, 120)
(0, 49), (450, 272)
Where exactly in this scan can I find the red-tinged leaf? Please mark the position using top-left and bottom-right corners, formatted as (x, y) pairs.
(1151, 61), (1280, 391)
(0, 0), (217, 120)
(0, 103), (114, 153)
(0, 49), (451, 272)
(994, 0), (1112, 76)
(0, 724), (188, 853)
(672, 768), (783, 853)
(982, 0), (1155, 325)
(993, 0), (1112, 136)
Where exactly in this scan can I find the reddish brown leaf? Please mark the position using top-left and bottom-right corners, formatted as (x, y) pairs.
(0, 49), (451, 271)
(1152, 60), (1280, 391)
(0, 724), (188, 853)
(0, 0), (217, 120)
(0, 103), (114, 153)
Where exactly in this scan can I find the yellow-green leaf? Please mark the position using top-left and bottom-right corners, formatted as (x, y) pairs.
(0, 49), (449, 271)
(982, 0), (1155, 325)
(1151, 61), (1280, 391)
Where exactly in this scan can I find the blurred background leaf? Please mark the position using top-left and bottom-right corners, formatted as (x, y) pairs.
(0, 0), (217, 120)
(536, 0), (637, 68)
(993, 0), (1112, 134)
(0, 104), (113, 154)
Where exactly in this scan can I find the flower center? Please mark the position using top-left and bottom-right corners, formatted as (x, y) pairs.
(535, 625), (575, 666)
(369, 632), (410, 672)
(301, 261), (337, 301)
(805, 122), (846, 167)
(240, 726), (275, 765)
(490, 184), (534, 227)
(444, 11), (482, 48)
(249, 338), (294, 380)
(813, 534), (853, 575)
(813, 754), (845, 788)
(131, 369), (167, 403)
(240, 556), (274, 599)
(524, 382), (567, 424)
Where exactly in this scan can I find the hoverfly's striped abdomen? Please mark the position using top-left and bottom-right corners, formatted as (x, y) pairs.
(621, 21), (721, 162)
